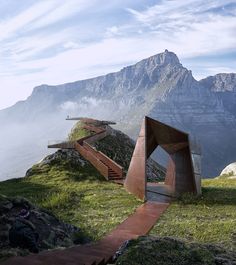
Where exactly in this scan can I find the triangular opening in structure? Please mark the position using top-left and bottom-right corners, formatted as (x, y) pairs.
(125, 116), (200, 201)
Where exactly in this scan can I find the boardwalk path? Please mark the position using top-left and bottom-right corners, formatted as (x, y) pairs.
(2, 202), (169, 265)
(2, 119), (170, 264)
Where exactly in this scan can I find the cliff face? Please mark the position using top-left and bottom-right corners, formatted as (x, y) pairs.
(1, 50), (236, 178)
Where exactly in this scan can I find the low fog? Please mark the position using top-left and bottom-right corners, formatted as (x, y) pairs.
(0, 118), (72, 181)
(0, 97), (131, 181)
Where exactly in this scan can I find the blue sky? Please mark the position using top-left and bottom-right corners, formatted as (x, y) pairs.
(0, 0), (236, 110)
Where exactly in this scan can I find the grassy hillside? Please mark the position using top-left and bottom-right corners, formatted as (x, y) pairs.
(94, 131), (135, 172)
(1, 119), (235, 264)
(67, 121), (92, 141)
(150, 175), (236, 251)
(0, 151), (141, 242)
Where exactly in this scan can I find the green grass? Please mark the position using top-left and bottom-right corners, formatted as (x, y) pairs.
(150, 175), (236, 250)
(0, 158), (141, 241)
(95, 134), (134, 172)
(68, 121), (92, 141)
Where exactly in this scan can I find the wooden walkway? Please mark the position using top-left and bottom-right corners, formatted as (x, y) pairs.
(48, 120), (124, 182)
(2, 119), (171, 264)
(1, 201), (169, 265)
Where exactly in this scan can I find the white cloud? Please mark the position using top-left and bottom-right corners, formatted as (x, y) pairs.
(2, 27), (77, 63)
(0, 0), (236, 110)
(60, 101), (79, 111)
(0, 1), (56, 41)
(28, 0), (95, 30)
(63, 41), (80, 49)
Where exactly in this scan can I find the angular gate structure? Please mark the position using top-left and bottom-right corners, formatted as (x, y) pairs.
(124, 116), (201, 200)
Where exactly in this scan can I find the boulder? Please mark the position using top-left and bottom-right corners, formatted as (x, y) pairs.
(0, 195), (87, 261)
(220, 162), (236, 178)
(115, 236), (236, 265)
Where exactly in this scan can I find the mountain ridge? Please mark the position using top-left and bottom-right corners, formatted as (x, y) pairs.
(1, 50), (236, 179)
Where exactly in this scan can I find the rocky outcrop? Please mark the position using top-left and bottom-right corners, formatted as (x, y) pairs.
(220, 162), (236, 179)
(0, 194), (86, 261)
(26, 149), (88, 177)
(114, 236), (236, 265)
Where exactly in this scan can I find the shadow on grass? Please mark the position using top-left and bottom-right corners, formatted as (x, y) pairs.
(0, 177), (55, 204)
(201, 186), (236, 205)
(178, 186), (236, 206)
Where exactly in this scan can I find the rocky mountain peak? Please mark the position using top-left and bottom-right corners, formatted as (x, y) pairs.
(200, 73), (236, 92)
(134, 50), (181, 71)
(1, 51), (236, 178)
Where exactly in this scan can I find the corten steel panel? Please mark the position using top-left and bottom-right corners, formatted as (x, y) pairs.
(85, 130), (107, 144)
(172, 146), (196, 194)
(83, 124), (105, 133)
(147, 117), (189, 145)
(146, 123), (158, 158)
(124, 120), (146, 200)
(165, 157), (176, 187)
(191, 153), (202, 194)
(160, 142), (188, 154)
(125, 116), (201, 200)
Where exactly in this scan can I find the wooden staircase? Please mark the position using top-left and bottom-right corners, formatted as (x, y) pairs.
(100, 160), (123, 181)
(2, 120), (172, 265)
(48, 121), (124, 182)
(48, 124), (124, 184)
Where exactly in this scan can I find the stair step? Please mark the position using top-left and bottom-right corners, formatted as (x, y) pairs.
(109, 176), (123, 179)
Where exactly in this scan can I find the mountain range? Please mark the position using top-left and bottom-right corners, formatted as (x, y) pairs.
(1, 50), (236, 179)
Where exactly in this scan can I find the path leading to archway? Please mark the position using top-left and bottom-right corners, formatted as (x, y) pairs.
(2, 201), (169, 265)
(1, 119), (171, 264)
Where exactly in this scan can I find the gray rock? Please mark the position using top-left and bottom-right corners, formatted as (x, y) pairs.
(0, 195), (86, 261)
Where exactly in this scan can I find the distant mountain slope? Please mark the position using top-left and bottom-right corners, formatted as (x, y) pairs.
(1, 50), (236, 179)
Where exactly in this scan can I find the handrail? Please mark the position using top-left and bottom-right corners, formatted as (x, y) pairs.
(48, 140), (76, 149)
(75, 142), (109, 179)
(83, 124), (105, 134)
(85, 131), (108, 144)
(48, 121), (124, 180)
(83, 142), (123, 177)
(98, 151), (123, 176)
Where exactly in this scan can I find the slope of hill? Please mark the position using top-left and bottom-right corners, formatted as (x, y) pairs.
(0, 122), (235, 263)
(1, 50), (236, 180)
(113, 175), (236, 264)
(0, 123), (143, 260)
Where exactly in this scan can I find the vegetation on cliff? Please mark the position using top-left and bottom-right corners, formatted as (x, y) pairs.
(93, 130), (135, 172)
(67, 121), (92, 141)
(0, 150), (140, 244)
(0, 147), (140, 261)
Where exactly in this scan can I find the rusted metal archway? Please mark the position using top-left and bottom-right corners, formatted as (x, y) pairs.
(124, 116), (201, 200)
